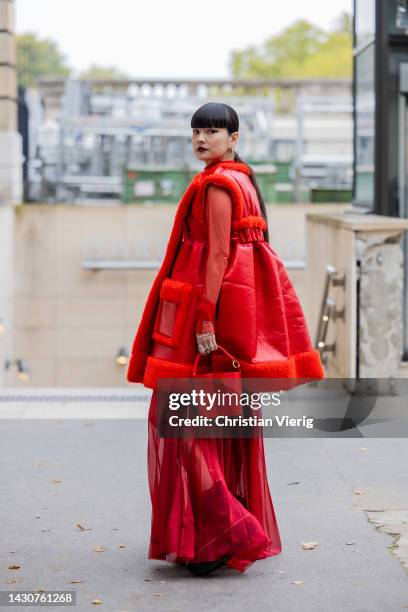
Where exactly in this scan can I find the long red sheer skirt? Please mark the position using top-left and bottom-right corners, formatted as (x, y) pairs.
(147, 389), (282, 573)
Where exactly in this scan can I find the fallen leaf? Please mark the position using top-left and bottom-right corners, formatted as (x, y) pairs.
(68, 580), (83, 584)
(352, 489), (367, 495)
(76, 523), (92, 531)
(292, 581), (304, 585)
(8, 565), (20, 570)
(144, 578), (151, 581)
(301, 541), (319, 550)
(362, 508), (386, 512)
(92, 599), (102, 604)
(345, 542), (356, 546)
(153, 593), (164, 597)
(52, 479), (62, 484)
(93, 546), (106, 553)
(36, 588), (45, 592)
(117, 544), (126, 548)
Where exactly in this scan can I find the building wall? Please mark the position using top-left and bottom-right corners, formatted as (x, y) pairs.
(0, 205), (15, 385)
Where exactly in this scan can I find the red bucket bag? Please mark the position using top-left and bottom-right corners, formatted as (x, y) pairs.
(191, 344), (243, 418)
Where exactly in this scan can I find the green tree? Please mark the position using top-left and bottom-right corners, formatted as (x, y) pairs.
(300, 31), (351, 78)
(230, 13), (352, 80)
(16, 32), (71, 87)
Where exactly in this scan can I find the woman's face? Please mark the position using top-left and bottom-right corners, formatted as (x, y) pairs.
(192, 126), (239, 164)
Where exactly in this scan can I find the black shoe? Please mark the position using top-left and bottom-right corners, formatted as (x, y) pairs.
(187, 554), (231, 576)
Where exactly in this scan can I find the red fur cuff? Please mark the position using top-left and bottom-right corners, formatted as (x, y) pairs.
(232, 215), (267, 231)
(196, 297), (216, 333)
(196, 319), (215, 335)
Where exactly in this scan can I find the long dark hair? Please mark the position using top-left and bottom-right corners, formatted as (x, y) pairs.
(191, 102), (270, 243)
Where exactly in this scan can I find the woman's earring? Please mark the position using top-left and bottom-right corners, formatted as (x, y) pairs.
(227, 146), (233, 154)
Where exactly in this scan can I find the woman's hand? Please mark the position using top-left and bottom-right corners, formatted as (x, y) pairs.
(196, 331), (218, 355)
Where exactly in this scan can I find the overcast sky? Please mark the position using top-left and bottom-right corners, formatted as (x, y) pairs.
(16, 0), (352, 79)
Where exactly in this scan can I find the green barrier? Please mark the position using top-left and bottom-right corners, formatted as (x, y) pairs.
(122, 162), (351, 205)
(122, 167), (196, 203)
(122, 163), (278, 204)
(310, 189), (352, 203)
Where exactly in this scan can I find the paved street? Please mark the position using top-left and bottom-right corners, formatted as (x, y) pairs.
(0, 390), (408, 611)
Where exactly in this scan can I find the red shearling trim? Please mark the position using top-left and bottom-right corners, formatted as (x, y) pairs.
(196, 300), (216, 323)
(159, 278), (193, 302)
(152, 279), (194, 348)
(143, 355), (192, 388)
(202, 160), (252, 176)
(241, 348), (325, 380)
(233, 215), (267, 231)
(141, 349), (325, 390)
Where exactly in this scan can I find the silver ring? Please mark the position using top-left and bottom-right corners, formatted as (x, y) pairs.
(205, 347), (212, 353)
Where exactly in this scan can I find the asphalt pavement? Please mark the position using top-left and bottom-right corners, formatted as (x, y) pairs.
(0, 391), (407, 612)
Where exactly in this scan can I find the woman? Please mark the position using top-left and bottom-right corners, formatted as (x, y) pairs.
(127, 102), (325, 576)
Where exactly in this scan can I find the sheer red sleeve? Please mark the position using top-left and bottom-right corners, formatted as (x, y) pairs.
(196, 184), (232, 336)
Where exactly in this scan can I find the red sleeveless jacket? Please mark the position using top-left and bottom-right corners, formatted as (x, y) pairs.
(126, 159), (325, 389)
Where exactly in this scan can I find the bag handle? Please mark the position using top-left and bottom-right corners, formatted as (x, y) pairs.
(192, 343), (241, 376)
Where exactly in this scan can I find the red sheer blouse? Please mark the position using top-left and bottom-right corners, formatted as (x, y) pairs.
(196, 184), (232, 336)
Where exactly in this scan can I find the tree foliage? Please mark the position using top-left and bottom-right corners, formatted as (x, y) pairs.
(16, 32), (71, 87)
(16, 33), (130, 88)
(230, 12), (352, 79)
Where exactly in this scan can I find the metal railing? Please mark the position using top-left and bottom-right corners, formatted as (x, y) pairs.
(315, 264), (346, 367)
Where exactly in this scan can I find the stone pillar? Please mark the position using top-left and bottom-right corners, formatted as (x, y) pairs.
(0, 0), (22, 202)
(0, 0), (20, 386)
(306, 212), (408, 378)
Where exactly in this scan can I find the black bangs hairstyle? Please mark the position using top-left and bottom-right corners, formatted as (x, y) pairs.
(191, 101), (270, 243)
